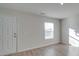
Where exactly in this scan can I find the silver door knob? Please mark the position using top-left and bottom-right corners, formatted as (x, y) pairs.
(14, 33), (16, 38)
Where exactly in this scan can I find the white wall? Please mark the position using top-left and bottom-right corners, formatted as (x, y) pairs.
(62, 15), (79, 44)
(0, 8), (60, 52)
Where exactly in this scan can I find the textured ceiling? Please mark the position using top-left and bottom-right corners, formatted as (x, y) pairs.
(0, 3), (79, 19)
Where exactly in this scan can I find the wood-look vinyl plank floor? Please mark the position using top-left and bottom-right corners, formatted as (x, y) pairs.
(7, 44), (79, 56)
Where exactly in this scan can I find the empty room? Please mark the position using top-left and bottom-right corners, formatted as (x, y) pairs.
(0, 3), (79, 56)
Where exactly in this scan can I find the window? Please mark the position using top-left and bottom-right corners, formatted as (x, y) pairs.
(69, 28), (79, 47)
(44, 22), (54, 40)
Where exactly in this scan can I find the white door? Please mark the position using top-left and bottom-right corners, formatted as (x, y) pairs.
(0, 17), (3, 54)
(0, 16), (16, 55)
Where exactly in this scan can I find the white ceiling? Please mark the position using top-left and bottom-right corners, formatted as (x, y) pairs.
(0, 3), (79, 19)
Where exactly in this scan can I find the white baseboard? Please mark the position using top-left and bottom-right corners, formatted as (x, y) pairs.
(17, 41), (59, 53)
